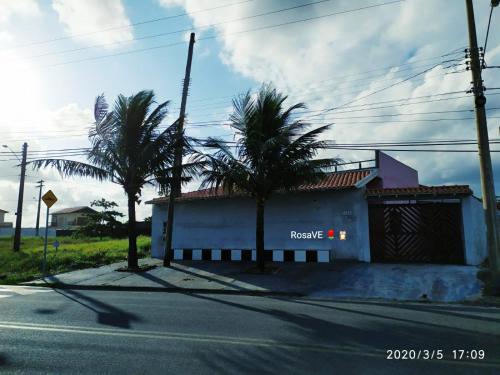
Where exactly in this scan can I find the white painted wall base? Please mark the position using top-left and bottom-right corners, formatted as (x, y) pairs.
(166, 248), (331, 263)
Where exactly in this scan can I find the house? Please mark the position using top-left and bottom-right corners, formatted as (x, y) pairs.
(50, 206), (97, 229)
(146, 151), (487, 266)
(0, 209), (13, 228)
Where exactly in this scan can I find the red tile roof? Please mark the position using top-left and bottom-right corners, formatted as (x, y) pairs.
(147, 169), (373, 204)
(366, 185), (472, 197)
(300, 170), (371, 191)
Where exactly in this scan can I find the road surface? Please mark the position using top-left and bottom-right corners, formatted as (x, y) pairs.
(0, 285), (499, 374)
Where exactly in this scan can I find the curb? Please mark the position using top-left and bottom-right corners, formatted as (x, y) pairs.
(20, 282), (305, 297)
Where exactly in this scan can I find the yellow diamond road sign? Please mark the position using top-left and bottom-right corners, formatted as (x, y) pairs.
(42, 190), (58, 208)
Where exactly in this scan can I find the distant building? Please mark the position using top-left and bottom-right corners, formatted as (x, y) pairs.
(50, 206), (97, 229)
(0, 209), (13, 228)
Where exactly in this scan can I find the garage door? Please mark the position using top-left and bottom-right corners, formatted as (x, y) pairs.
(368, 203), (464, 264)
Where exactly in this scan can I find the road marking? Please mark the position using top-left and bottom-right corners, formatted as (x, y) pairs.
(0, 286), (53, 298)
(0, 321), (498, 368)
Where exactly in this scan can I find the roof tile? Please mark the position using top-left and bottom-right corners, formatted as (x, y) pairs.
(366, 185), (472, 197)
(148, 169), (373, 204)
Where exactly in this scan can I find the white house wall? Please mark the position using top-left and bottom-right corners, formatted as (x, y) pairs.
(461, 195), (488, 265)
(151, 189), (370, 262)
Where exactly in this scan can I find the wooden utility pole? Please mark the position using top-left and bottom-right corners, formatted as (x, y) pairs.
(163, 32), (195, 267)
(35, 180), (44, 236)
(13, 142), (28, 251)
(465, 0), (500, 288)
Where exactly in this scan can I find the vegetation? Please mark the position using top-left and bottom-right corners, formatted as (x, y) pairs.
(195, 85), (339, 271)
(21, 86), (337, 274)
(74, 198), (126, 239)
(30, 91), (185, 270)
(0, 236), (151, 284)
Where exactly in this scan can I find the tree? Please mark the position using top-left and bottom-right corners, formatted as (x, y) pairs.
(195, 85), (340, 271)
(31, 90), (185, 270)
(75, 199), (125, 239)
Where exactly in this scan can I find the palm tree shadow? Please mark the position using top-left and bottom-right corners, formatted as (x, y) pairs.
(188, 293), (500, 346)
(186, 295), (500, 374)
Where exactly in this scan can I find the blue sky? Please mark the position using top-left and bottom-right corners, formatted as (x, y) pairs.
(0, 0), (499, 224)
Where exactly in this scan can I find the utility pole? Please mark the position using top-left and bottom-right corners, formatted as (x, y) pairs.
(13, 142), (28, 251)
(35, 180), (44, 236)
(163, 32), (195, 267)
(465, 0), (500, 289)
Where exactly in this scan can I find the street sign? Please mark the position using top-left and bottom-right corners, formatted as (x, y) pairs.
(41, 190), (57, 277)
(53, 240), (60, 249)
(42, 190), (57, 208)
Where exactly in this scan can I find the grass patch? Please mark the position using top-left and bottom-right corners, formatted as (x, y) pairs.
(0, 236), (151, 284)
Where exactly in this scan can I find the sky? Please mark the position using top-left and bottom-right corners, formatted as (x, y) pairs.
(0, 0), (499, 226)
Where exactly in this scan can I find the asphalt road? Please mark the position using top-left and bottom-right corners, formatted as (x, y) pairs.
(0, 286), (499, 375)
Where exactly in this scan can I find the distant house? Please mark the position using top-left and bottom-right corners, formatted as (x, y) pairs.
(0, 209), (13, 228)
(50, 206), (97, 229)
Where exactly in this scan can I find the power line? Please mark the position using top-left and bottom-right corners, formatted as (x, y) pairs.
(3, 95), (491, 141)
(18, 0), (404, 71)
(482, 4), (495, 70)
(181, 93), (475, 124)
(182, 52), (465, 106)
(3, 0), (256, 51)
(16, 0), (341, 61)
(184, 89), (469, 114)
(177, 60), (465, 112)
(309, 58), (465, 118)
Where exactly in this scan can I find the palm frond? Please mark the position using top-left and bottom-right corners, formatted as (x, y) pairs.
(29, 159), (111, 181)
(94, 93), (108, 125)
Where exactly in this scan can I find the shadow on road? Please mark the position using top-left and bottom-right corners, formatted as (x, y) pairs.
(33, 308), (59, 315)
(0, 354), (8, 368)
(181, 294), (500, 374)
(282, 298), (500, 324)
(50, 285), (141, 329)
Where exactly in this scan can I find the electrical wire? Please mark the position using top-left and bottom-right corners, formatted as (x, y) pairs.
(3, 0), (256, 51)
(309, 58), (464, 118)
(19, 0), (405, 71)
(482, 5), (495, 71)
(14, 0), (340, 61)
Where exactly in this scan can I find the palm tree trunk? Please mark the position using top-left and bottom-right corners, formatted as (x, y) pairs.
(127, 193), (139, 270)
(256, 197), (265, 272)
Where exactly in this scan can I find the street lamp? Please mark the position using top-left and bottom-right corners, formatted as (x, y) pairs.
(2, 144), (21, 162)
(492, 0), (499, 7)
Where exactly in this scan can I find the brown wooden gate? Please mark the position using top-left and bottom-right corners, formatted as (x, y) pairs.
(368, 203), (464, 264)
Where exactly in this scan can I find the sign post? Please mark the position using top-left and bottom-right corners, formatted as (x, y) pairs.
(41, 190), (57, 278)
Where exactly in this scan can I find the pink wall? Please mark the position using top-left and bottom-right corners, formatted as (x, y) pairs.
(376, 151), (419, 188)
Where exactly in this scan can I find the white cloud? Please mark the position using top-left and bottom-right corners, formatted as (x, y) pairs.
(0, 102), (155, 226)
(0, 0), (41, 46)
(52, 0), (133, 48)
(0, 0), (41, 25)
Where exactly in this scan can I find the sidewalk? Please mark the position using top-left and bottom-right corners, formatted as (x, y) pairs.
(23, 258), (484, 302)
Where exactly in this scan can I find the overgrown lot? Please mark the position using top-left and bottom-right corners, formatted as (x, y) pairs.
(0, 236), (151, 284)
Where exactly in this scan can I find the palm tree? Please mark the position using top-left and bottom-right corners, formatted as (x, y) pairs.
(31, 90), (184, 270)
(195, 85), (340, 271)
